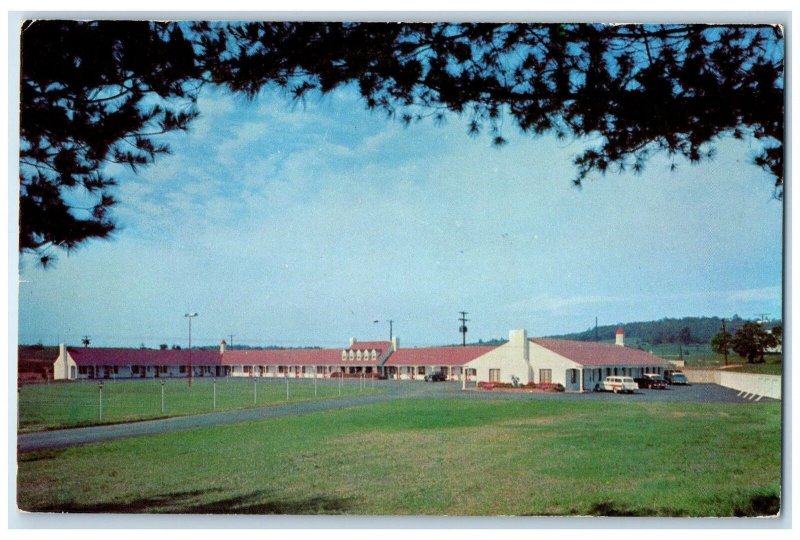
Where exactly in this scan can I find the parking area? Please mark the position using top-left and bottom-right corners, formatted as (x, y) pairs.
(407, 380), (778, 404)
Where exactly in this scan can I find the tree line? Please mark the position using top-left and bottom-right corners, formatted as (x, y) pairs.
(549, 315), (766, 345)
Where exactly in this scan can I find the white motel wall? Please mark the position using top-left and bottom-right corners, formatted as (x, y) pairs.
(468, 330), (533, 384)
(686, 369), (781, 400)
(526, 342), (581, 389)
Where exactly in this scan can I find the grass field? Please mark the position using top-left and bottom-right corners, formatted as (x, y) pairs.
(17, 377), (380, 433)
(17, 398), (781, 516)
(624, 340), (783, 374)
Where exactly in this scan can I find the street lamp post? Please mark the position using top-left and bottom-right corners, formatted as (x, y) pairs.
(185, 312), (198, 387)
(374, 319), (394, 340)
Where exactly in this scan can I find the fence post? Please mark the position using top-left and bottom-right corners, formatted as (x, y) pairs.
(285, 374), (289, 401)
(314, 367), (317, 397)
(161, 380), (165, 414)
(213, 378), (217, 410)
(254, 377), (258, 405)
(98, 382), (104, 421)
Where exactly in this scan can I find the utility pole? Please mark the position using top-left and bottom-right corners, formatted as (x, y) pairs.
(229, 334), (235, 350)
(458, 311), (469, 347)
(595, 317), (598, 342)
(374, 320), (394, 340)
(722, 318), (729, 367)
(185, 312), (198, 387)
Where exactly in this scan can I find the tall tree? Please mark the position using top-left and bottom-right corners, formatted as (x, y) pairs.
(771, 323), (782, 347)
(710, 329), (732, 354)
(20, 21), (784, 265)
(20, 20), (201, 265)
(731, 322), (778, 363)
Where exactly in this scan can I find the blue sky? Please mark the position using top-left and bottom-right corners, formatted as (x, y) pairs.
(16, 84), (783, 348)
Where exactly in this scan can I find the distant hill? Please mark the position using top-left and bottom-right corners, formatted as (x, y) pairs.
(547, 316), (779, 345)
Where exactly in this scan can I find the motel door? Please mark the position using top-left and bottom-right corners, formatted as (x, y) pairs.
(566, 369), (581, 392)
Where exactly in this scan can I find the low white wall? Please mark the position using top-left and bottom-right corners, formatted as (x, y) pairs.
(685, 369), (719, 384)
(685, 369), (781, 399)
(719, 371), (782, 400)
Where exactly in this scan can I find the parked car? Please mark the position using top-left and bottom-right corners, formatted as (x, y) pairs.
(634, 373), (668, 389)
(664, 370), (689, 385)
(595, 376), (638, 394)
(424, 371), (447, 382)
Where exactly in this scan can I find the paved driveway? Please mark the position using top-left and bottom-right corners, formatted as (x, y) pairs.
(17, 380), (775, 453)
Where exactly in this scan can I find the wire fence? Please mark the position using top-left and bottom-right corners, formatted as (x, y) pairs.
(18, 376), (379, 432)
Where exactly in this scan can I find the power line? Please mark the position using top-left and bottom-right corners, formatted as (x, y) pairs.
(458, 311), (469, 347)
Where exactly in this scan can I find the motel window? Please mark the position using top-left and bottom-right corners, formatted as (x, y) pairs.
(539, 369), (552, 384)
(132, 366), (139, 374)
(489, 369), (501, 382)
(571, 370), (577, 384)
(114, 366), (119, 374)
(79, 366), (88, 375)
(278, 366), (286, 374)
(316, 366), (325, 374)
(418, 366), (425, 375)
(179, 366), (186, 373)
(613, 368), (618, 376)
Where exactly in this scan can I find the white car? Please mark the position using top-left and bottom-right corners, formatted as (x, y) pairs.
(596, 376), (638, 394)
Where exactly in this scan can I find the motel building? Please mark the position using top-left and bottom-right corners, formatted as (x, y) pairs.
(53, 327), (669, 392)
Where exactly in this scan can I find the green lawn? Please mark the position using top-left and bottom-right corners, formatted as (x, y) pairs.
(18, 377), (379, 432)
(725, 362), (784, 376)
(17, 398), (782, 516)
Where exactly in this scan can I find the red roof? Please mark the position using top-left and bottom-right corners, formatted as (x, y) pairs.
(223, 349), (345, 366)
(531, 338), (666, 367)
(616, 327), (625, 335)
(384, 346), (497, 366)
(68, 348), (222, 367)
(348, 340), (391, 351)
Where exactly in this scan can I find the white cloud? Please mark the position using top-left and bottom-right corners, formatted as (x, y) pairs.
(724, 286), (783, 303)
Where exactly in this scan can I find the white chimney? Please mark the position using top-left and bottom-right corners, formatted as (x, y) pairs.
(220, 339), (227, 354)
(349, 337), (356, 348)
(509, 329), (529, 360)
(59, 343), (67, 379)
(391, 336), (399, 351)
(615, 327), (625, 347)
